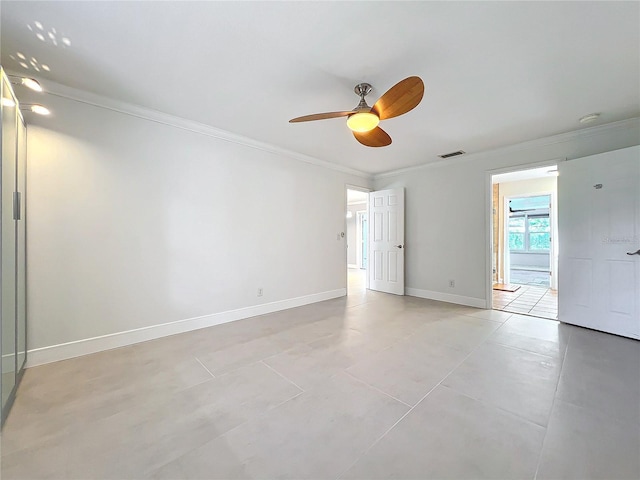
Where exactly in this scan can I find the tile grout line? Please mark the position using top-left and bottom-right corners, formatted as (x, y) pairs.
(260, 360), (306, 392)
(485, 339), (560, 361)
(342, 370), (413, 408)
(533, 324), (573, 480)
(438, 384), (550, 430)
(194, 356), (216, 378)
(335, 336), (492, 480)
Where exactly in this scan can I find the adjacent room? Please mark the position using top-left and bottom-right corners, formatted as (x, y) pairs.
(0, 2), (639, 479)
(491, 166), (559, 320)
(345, 187), (369, 296)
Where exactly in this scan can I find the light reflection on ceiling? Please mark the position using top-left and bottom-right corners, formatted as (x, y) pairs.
(9, 52), (50, 73)
(26, 20), (70, 48)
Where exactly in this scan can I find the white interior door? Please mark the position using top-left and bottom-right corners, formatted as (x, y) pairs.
(369, 188), (405, 295)
(559, 146), (640, 339)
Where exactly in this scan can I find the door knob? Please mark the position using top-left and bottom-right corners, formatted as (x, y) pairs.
(627, 249), (640, 256)
(395, 245), (403, 249)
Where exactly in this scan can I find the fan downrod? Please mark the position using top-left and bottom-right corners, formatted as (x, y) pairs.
(354, 83), (373, 110)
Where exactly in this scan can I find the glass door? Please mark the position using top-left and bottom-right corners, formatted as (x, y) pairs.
(16, 114), (26, 373)
(1, 73), (17, 411)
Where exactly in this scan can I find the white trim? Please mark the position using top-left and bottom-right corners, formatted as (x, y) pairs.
(405, 287), (487, 309)
(22, 74), (372, 180)
(17, 73), (637, 182)
(374, 117), (640, 179)
(347, 263), (358, 269)
(345, 184), (371, 193)
(487, 157), (566, 176)
(26, 288), (346, 367)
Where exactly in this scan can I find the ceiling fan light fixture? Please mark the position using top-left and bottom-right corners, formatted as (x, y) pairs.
(347, 112), (379, 133)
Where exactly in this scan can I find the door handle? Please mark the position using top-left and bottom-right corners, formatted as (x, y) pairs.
(395, 245), (403, 249)
(627, 249), (640, 256)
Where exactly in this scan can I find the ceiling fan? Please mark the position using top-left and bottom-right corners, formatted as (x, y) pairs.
(289, 76), (424, 147)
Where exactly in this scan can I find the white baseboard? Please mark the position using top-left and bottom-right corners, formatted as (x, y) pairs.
(26, 288), (346, 367)
(405, 287), (487, 309)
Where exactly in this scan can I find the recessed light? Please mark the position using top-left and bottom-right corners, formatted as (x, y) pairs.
(1, 98), (16, 108)
(579, 113), (600, 124)
(21, 77), (42, 92)
(30, 105), (50, 115)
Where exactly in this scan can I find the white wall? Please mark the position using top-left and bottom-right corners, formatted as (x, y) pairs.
(26, 94), (370, 363)
(374, 119), (640, 307)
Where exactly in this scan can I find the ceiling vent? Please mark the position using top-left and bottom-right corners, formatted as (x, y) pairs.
(438, 150), (466, 159)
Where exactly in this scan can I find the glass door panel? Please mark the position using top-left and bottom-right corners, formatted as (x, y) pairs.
(1, 75), (17, 410)
(16, 116), (26, 372)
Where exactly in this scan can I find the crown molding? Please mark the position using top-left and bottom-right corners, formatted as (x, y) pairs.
(24, 74), (372, 180)
(14, 72), (638, 183)
(374, 117), (640, 180)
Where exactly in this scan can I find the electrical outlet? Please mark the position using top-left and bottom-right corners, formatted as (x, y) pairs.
(449, 280), (455, 288)
(257, 288), (263, 297)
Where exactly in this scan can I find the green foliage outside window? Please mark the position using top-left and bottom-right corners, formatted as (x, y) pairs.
(508, 213), (550, 251)
(509, 233), (524, 250)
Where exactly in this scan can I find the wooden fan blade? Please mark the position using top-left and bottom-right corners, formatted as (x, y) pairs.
(289, 111), (354, 123)
(353, 126), (392, 147)
(372, 76), (424, 120)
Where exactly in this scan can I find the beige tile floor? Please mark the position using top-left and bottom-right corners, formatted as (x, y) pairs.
(493, 284), (558, 320)
(1, 271), (638, 479)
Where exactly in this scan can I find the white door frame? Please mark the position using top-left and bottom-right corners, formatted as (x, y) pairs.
(346, 184), (371, 293)
(502, 191), (556, 288)
(485, 158), (565, 309)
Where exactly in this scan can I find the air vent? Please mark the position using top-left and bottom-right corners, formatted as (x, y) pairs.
(438, 150), (466, 159)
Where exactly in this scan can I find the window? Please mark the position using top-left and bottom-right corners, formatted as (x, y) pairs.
(509, 212), (550, 251)
(508, 217), (525, 250)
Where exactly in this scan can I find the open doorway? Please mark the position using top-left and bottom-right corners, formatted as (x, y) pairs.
(490, 166), (558, 320)
(346, 187), (369, 295)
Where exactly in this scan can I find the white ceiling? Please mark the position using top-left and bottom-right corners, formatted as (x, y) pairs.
(2, 1), (639, 175)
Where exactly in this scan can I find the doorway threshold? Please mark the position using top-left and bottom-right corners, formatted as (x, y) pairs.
(493, 284), (557, 320)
